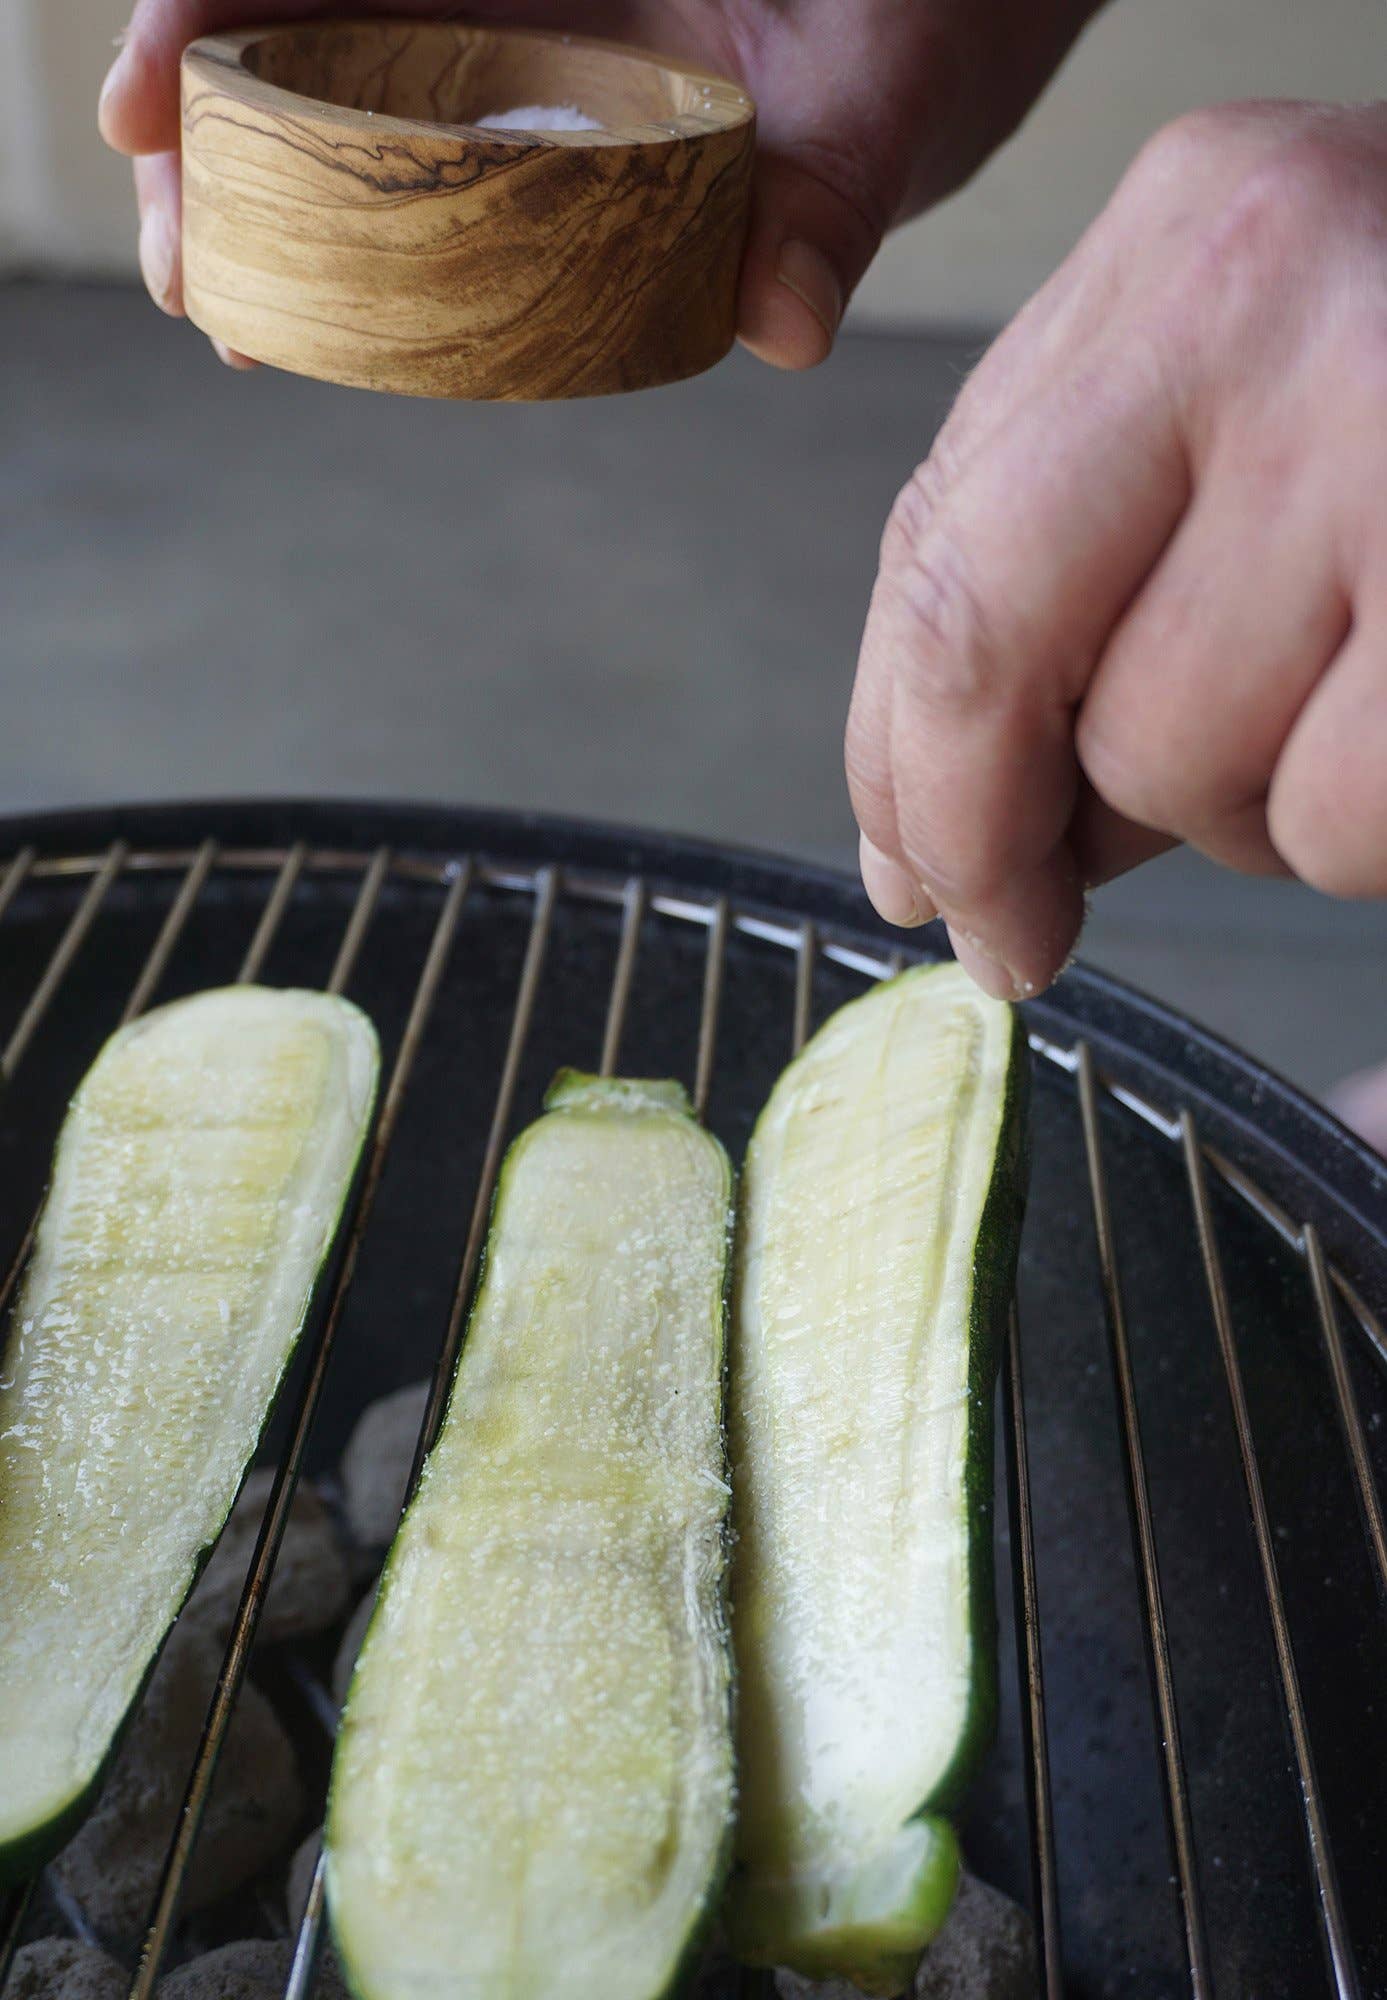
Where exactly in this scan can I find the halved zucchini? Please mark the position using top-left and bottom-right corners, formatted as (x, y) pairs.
(726, 963), (1028, 1995)
(0, 986), (378, 1884)
(326, 1072), (735, 2000)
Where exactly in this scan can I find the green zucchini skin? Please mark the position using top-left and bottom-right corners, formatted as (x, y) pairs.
(0, 1757), (125, 1893)
(925, 1001), (1029, 1820)
(326, 1073), (736, 2000)
(726, 1817), (962, 1994)
(0, 987), (379, 1887)
(725, 965), (1029, 1996)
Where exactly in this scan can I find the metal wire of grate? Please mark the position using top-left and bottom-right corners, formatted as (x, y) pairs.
(0, 825), (1384, 2000)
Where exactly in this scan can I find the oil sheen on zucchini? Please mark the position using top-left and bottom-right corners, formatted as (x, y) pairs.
(726, 963), (1027, 1994)
(326, 1073), (734, 2000)
(0, 986), (378, 1885)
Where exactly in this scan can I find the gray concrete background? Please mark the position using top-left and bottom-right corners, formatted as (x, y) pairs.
(2, 279), (1381, 1099)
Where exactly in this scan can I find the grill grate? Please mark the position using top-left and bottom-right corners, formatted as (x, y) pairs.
(0, 807), (1384, 2000)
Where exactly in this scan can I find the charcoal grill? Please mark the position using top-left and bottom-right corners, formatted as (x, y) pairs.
(1, 799), (1385, 2000)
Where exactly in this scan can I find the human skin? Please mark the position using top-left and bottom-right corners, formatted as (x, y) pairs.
(848, 99), (1387, 997)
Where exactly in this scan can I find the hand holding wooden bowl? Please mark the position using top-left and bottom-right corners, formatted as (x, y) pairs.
(180, 19), (756, 400)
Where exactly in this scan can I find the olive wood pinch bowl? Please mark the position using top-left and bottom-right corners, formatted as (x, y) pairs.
(181, 18), (756, 400)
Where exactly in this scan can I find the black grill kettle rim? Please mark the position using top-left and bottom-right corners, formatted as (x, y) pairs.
(0, 796), (1382, 2000)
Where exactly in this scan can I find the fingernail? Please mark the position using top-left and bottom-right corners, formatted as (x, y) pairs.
(776, 240), (842, 344)
(210, 338), (258, 371)
(948, 929), (1021, 1002)
(138, 204), (175, 313)
(859, 835), (937, 929)
(99, 42), (131, 126)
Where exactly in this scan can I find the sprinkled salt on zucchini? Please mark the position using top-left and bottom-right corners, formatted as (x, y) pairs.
(326, 1071), (735, 2000)
(726, 964), (1028, 1995)
(0, 986), (378, 1884)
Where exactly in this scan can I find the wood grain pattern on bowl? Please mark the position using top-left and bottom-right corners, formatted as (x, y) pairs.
(180, 19), (756, 400)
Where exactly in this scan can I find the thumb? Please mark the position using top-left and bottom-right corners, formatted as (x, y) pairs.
(736, 148), (886, 371)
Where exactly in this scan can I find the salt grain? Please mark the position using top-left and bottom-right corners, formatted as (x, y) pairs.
(475, 103), (602, 132)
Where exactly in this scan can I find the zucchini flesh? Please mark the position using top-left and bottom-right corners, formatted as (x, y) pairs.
(726, 964), (1027, 1995)
(326, 1073), (734, 2000)
(0, 986), (378, 1883)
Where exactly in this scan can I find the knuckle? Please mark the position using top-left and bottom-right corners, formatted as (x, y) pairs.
(1128, 113), (1200, 189)
(1182, 136), (1350, 333)
(878, 466), (930, 573)
(777, 128), (894, 256)
(878, 473), (997, 712)
(1124, 108), (1238, 201)
(879, 440), (958, 563)
(1210, 142), (1334, 268)
(1118, 112), (1345, 334)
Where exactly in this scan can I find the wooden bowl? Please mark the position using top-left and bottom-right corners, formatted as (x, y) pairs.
(180, 19), (756, 400)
